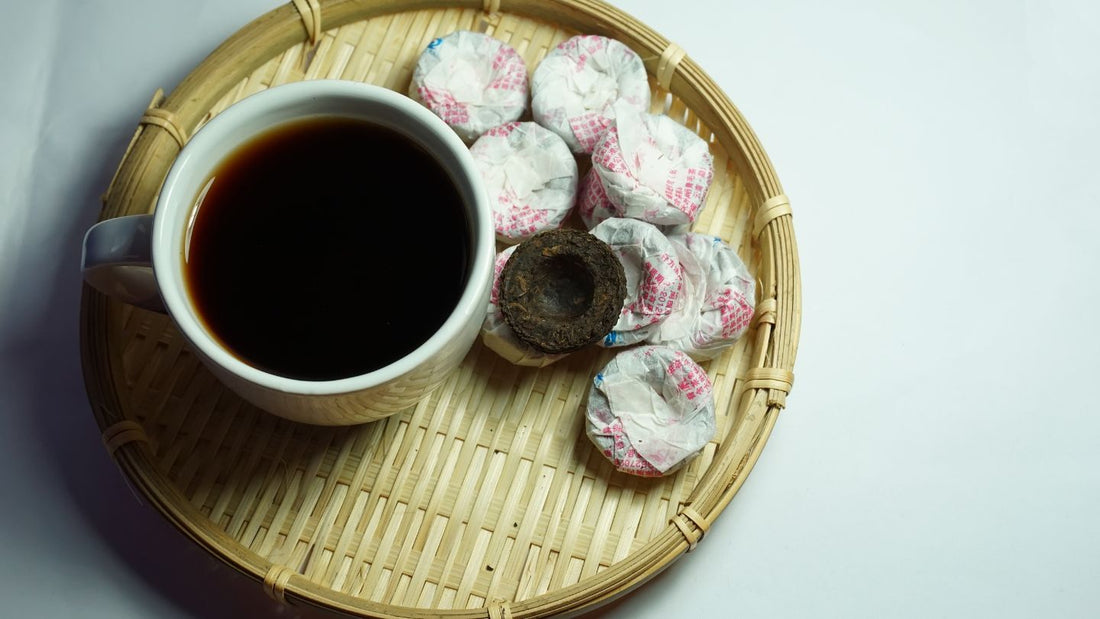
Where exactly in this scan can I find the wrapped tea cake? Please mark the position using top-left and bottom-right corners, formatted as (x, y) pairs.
(592, 102), (715, 226)
(590, 218), (684, 347)
(647, 233), (756, 360)
(587, 346), (716, 477)
(409, 31), (528, 142)
(470, 122), (579, 244)
(531, 35), (651, 153)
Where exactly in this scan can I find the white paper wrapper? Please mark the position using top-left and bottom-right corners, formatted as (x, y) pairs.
(471, 122), (579, 244)
(647, 233), (756, 360)
(410, 31), (528, 142)
(590, 218), (684, 347)
(576, 168), (623, 229)
(592, 103), (715, 226)
(531, 35), (651, 153)
(481, 245), (566, 367)
(579, 168), (690, 235)
(587, 346), (716, 476)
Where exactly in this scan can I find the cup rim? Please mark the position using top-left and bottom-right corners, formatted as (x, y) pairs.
(152, 80), (494, 396)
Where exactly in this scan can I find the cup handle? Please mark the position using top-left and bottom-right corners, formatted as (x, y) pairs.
(81, 214), (166, 312)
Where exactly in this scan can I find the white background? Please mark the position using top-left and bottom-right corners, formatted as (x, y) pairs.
(2, 0), (1098, 617)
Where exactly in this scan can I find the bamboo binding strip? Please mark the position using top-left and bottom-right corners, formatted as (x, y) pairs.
(139, 106), (187, 149)
(101, 419), (150, 456)
(655, 42), (686, 91)
(291, 0), (324, 44)
(671, 505), (709, 551)
(81, 1), (801, 617)
(264, 564), (296, 605)
(753, 193), (792, 238)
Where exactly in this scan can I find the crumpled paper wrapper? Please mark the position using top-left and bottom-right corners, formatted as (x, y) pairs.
(579, 168), (691, 235)
(410, 31), (528, 142)
(587, 346), (716, 477)
(592, 102), (715, 226)
(576, 168), (623, 230)
(647, 233), (756, 360)
(470, 122), (579, 244)
(531, 35), (651, 153)
(590, 218), (684, 347)
(481, 245), (566, 367)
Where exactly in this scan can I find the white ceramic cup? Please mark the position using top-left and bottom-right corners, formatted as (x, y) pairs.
(82, 80), (494, 425)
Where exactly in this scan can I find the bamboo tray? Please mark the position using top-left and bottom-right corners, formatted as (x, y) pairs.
(81, 1), (801, 616)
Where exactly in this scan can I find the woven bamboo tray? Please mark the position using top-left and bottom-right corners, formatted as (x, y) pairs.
(81, 1), (801, 616)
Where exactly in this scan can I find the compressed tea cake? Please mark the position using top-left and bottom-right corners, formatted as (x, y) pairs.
(587, 346), (716, 477)
(469, 122), (578, 244)
(647, 233), (756, 360)
(592, 103), (715, 226)
(410, 31), (528, 142)
(498, 229), (626, 354)
(531, 35), (650, 153)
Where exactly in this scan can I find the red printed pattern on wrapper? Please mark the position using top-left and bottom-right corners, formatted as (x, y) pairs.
(484, 122), (519, 139)
(714, 288), (754, 339)
(568, 111), (613, 153)
(592, 126), (630, 175)
(577, 170), (621, 228)
(559, 35), (609, 72)
(599, 418), (662, 477)
(487, 46), (528, 94)
(494, 194), (552, 242)
(664, 164), (713, 221)
(417, 86), (469, 125)
(628, 251), (683, 325)
(666, 350), (713, 403)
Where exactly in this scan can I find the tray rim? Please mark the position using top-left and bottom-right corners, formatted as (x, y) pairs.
(80, 1), (801, 617)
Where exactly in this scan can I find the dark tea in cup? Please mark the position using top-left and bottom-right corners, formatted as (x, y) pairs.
(184, 116), (469, 380)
